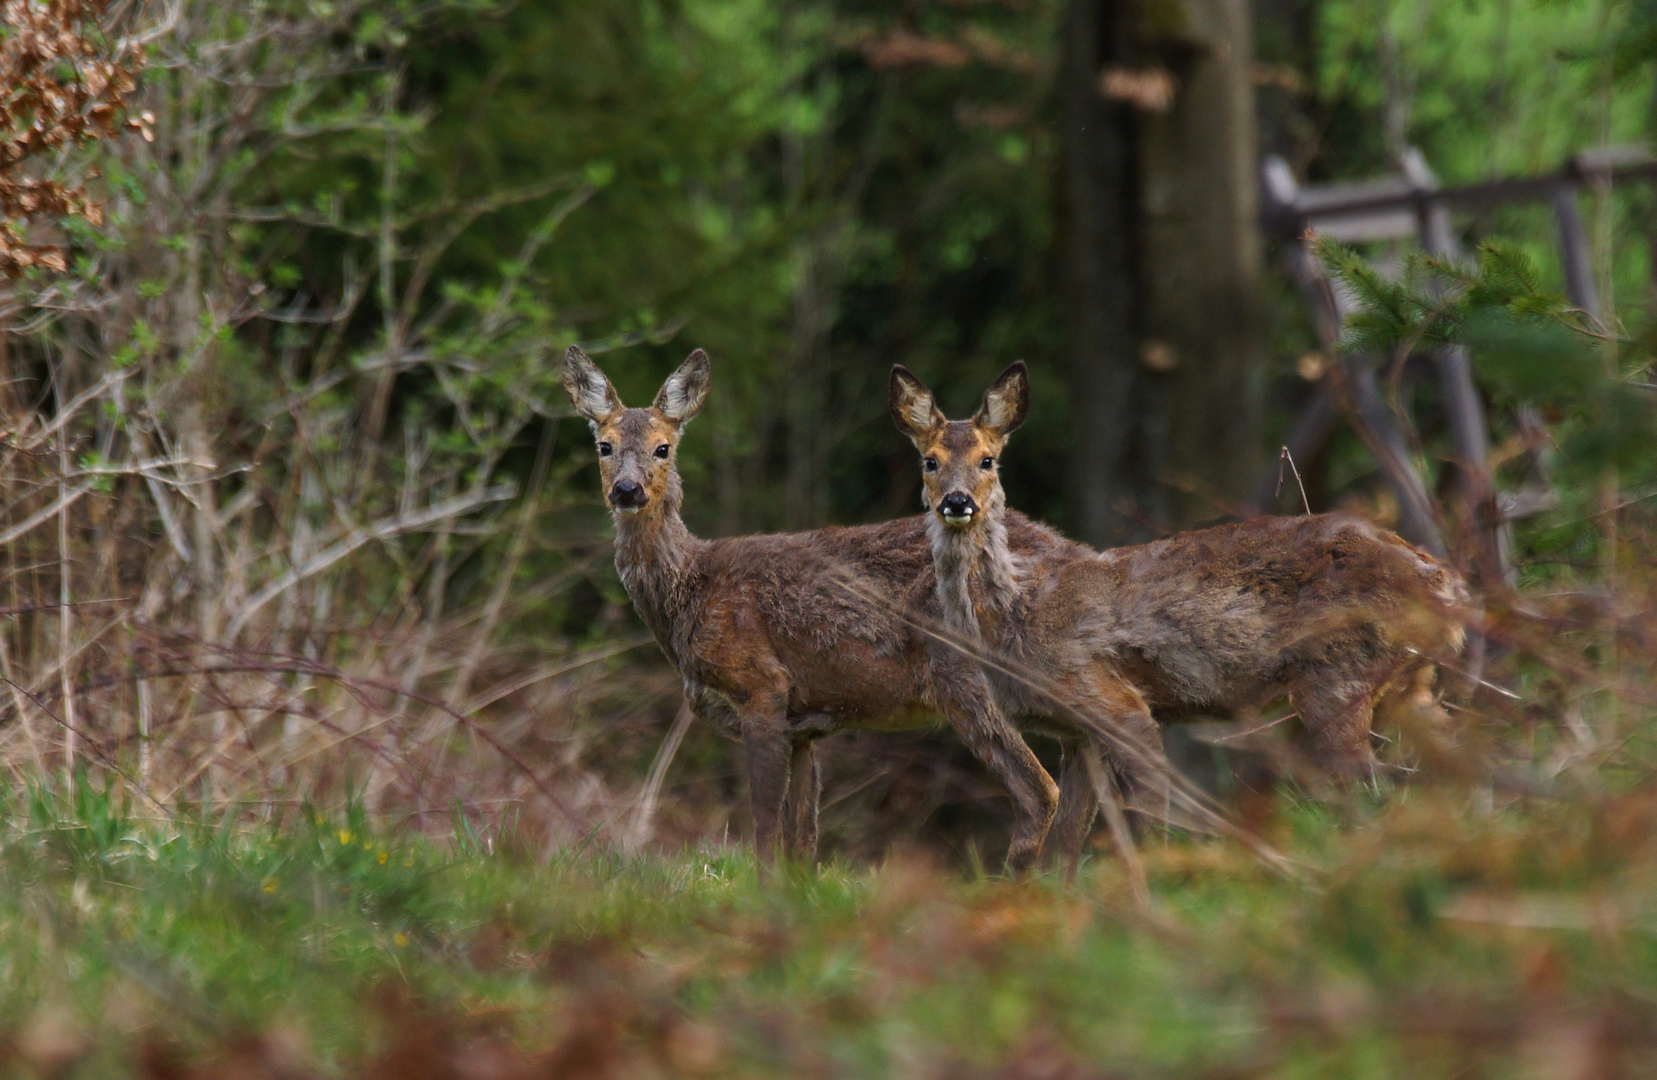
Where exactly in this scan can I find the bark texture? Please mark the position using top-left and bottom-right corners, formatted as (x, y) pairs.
(1060, 0), (1263, 545)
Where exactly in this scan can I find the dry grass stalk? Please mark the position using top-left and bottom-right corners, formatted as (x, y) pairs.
(0, 0), (698, 853)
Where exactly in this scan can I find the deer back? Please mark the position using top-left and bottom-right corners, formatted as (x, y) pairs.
(666, 513), (1077, 717)
(1034, 514), (1467, 711)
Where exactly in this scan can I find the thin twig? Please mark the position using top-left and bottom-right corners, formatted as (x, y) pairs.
(0, 596), (133, 618)
(223, 484), (514, 641)
(1275, 445), (1312, 515)
(29, 650), (586, 829)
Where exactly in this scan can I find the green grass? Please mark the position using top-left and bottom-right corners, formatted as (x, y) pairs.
(3, 777), (1657, 1078)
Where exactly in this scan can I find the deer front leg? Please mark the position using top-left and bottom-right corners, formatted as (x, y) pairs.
(933, 666), (1058, 876)
(738, 690), (792, 866)
(782, 738), (820, 864)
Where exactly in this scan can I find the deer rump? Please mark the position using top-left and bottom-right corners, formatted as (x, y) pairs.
(1020, 513), (1468, 743)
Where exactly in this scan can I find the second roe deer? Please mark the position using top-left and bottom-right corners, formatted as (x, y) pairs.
(564, 345), (1082, 871)
(890, 362), (1470, 854)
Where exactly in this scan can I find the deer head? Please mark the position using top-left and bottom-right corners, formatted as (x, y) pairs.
(563, 346), (710, 515)
(890, 362), (1029, 529)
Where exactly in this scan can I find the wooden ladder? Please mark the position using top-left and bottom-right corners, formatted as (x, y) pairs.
(1254, 146), (1657, 584)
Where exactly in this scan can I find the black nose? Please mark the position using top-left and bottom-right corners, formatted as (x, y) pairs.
(939, 492), (977, 518)
(610, 479), (647, 508)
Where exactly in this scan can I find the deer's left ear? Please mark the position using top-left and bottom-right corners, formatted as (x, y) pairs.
(975, 361), (1029, 438)
(654, 349), (711, 424)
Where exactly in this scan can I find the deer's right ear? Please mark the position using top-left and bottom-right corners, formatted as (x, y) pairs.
(890, 366), (944, 444)
(563, 345), (623, 424)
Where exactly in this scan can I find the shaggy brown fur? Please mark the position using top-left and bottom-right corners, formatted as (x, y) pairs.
(564, 346), (1076, 872)
(891, 362), (1470, 860)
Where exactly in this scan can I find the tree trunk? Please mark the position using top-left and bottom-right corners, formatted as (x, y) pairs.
(1139, 0), (1263, 527)
(1059, 0), (1152, 547)
(1060, 0), (1262, 545)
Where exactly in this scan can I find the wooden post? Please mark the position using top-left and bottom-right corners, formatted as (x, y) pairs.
(1257, 177), (1449, 553)
(1552, 182), (1600, 314)
(1339, 359), (1447, 557)
(1401, 149), (1509, 582)
(1058, 0), (1153, 547)
(1137, 0), (1264, 529)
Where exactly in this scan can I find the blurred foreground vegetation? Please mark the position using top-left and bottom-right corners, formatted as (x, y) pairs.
(6, 770), (1657, 1078)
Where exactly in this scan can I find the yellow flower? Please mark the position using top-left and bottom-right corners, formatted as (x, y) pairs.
(377, 850), (388, 865)
(261, 877), (278, 894)
(338, 829), (353, 846)
(393, 932), (409, 948)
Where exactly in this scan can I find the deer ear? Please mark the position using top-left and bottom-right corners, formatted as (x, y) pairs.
(654, 349), (711, 424)
(563, 346), (623, 424)
(975, 361), (1029, 438)
(890, 366), (945, 444)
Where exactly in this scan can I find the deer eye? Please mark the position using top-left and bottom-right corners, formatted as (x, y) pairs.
(598, 442), (613, 457)
(923, 457), (939, 473)
(654, 443), (671, 459)
(980, 457), (994, 470)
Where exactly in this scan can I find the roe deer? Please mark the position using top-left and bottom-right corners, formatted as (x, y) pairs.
(564, 345), (1080, 871)
(890, 362), (1470, 857)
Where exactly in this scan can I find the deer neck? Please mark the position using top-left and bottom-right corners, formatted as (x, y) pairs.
(928, 485), (1019, 641)
(612, 471), (702, 653)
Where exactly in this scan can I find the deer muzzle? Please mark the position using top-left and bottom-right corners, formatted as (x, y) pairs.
(610, 478), (647, 512)
(938, 491), (977, 526)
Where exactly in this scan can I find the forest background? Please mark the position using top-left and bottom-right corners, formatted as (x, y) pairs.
(0, 0), (1653, 863)
(4, 0), (1657, 858)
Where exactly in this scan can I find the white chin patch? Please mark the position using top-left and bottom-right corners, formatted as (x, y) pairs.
(615, 505), (642, 516)
(940, 510), (975, 527)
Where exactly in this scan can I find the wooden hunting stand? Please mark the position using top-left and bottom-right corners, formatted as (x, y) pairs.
(1254, 145), (1657, 584)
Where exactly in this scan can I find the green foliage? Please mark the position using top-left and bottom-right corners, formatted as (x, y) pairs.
(1317, 234), (1657, 489)
(1315, 0), (1654, 183)
(368, 0), (1069, 531)
(1461, 309), (1601, 404)
(1318, 237), (1578, 357)
(1312, 222), (1657, 589)
(1303, 0), (1657, 407)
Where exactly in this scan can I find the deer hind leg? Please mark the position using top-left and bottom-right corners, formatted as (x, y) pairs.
(933, 665), (1058, 876)
(1062, 672), (1166, 832)
(1043, 739), (1099, 877)
(782, 738), (820, 865)
(1290, 676), (1379, 783)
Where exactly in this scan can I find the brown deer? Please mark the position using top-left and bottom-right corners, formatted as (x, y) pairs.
(890, 362), (1470, 858)
(564, 345), (1088, 872)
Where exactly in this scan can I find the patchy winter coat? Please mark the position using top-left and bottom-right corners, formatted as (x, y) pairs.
(892, 362), (1469, 859)
(564, 346), (1072, 872)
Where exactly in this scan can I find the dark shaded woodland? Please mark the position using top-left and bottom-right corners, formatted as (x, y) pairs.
(0, 0), (1654, 858)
